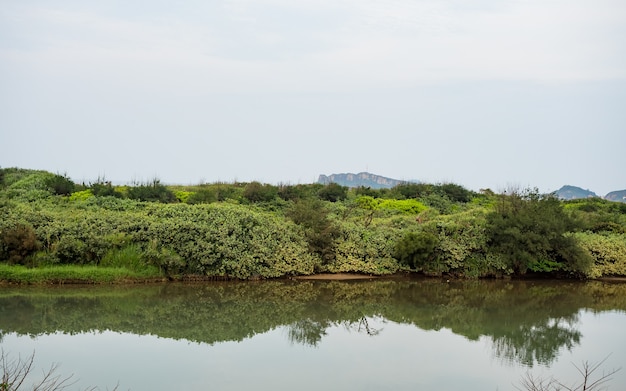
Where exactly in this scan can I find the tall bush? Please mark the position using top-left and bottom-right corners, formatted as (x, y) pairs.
(0, 223), (40, 264)
(486, 189), (590, 275)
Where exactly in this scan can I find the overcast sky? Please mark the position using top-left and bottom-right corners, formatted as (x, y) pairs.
(1, 0), (625, 195)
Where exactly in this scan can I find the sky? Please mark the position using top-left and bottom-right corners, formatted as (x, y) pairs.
(1, 0), (625, 195)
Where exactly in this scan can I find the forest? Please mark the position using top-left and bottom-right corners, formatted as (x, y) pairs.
(1, 167), (625, 283)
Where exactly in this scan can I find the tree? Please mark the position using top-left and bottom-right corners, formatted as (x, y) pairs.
(89, 178), (122, 198)
(126, 179), (176, 203)
(486, 189), (591, 275)
(434, 183), (473, 203)
(243, 181), (277, 203)
(45, 173), (75, 196)
(286, 199), (339, 264)
(317, 183), (347, 202)
(0, 223), (40, 265)
(394, 231), (438, 269)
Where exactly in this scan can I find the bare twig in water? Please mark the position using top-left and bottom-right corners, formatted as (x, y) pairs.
(515, 355), (621, 391)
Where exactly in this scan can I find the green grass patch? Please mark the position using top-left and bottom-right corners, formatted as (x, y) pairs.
(0, 264), (163, 284)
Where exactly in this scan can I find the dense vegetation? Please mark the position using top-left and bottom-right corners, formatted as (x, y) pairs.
(1, 167), (625, 282)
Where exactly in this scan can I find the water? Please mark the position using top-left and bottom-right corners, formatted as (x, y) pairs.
(1, 278), (625, 390)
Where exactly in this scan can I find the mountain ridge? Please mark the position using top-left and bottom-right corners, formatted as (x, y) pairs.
(317, 172), (410, 189)
(317, 172), (625, 202)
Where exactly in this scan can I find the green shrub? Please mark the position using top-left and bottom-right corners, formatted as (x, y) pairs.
(127, 179), (176, 203)
(394, 231), (438, 270)
(90, 181), (123, 198)
(434, 183), (473, 203)
(575, 232), (626, 278)
(287, 199), (339, 265)
(278, 183), (323, 201)
(330, 222), (401, 275)
(318, 183), (347, 202)
(69, 189), (94, 201)
(377, 199), (427, 214)
(187, 188), (218, 204)
(45, 173), (75, 196)
(486, 189), (589, 275)
(243, 181), (278, 203)
(174, 190), (193, 203)
(101, 244), (146, 272)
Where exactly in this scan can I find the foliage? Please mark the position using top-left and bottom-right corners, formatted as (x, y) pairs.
(186, 187), (217, 204)
(90, 180), (123, 198)
(390, 183), (433, 199)
(317, 183), (347, 202)
(394, 231), (438, 269)
(243, 181), (278, 203)
(286, 199), (339, 265)
(69, 189), (94, 201)
(3, 168), (626, 280)
(126, 179), (176, 203)
(44, 173), (75, 196)
(434, 183), (473, 203)
(424, 208), (511, 277)
(574, 232), (626, 278)
(329, 222), (401, 275)
(486, 189), (591, 275)
(0, 223), (40, 265)
(174, 190), (193, 203)
(277, 183), (324, 201)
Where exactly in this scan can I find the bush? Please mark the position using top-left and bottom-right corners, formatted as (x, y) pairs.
(287, 199), (339, 265)
(90, 180), (123, 198)
(390, 183), (433, 199)
(318, 183), (347, 202)
(127, 179), (176, 203)
(434, 183), (473, 203)
(394, 231), (438, 270)
(330, 222), (401, 275)
(243, 181), (278, 203)
(278, 183), (324, 201)
(45, 173), (75, 196)
(0, 223), (40, 265)
(187, 188), (217, 204)
(486, 189), (590, 275)
(575, 232), (626, 278)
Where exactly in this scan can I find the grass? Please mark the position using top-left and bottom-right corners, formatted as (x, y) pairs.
(0, 263), (163, 284)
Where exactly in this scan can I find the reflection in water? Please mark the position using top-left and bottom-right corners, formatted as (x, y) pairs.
(491, 316), (581, 366)
(287, 318), (328, 346)
(287, 316), (383, 346)
(1, 279), (625, 367)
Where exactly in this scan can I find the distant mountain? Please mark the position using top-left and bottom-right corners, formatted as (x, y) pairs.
(555, 185), (597, 200)
(318, 172), (408, 189)
(605, 190), (626, 203)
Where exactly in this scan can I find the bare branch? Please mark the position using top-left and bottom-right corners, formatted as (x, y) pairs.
(517, 355), (621, 391)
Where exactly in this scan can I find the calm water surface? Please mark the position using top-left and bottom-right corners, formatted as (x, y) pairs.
(1, 278), (625, 391)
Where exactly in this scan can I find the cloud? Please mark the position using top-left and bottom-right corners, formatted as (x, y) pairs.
(2, 0), (624, 97)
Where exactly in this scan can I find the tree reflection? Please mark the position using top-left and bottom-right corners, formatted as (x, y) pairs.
(491, 316), (581, 366)
(286, 319), (328, 346)
(0, 280), (624, 367)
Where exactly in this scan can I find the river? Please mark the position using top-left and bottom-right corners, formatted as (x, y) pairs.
(1, 278), (625, 390)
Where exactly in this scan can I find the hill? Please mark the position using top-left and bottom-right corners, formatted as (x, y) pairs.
(555, 185), (597, 200)
(317, 172), (408, 189)
(605, 190), (626, 203)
